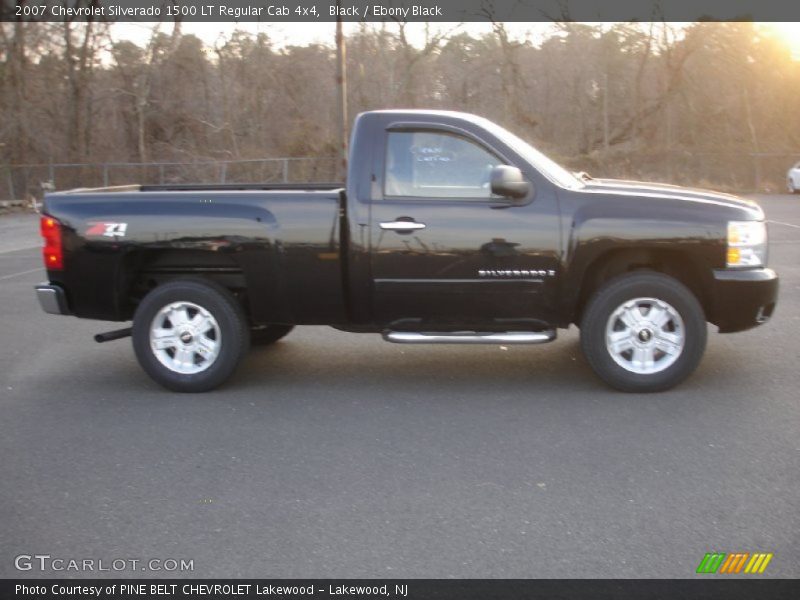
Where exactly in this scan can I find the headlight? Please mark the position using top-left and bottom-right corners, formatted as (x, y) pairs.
(727, 220), (767, 267)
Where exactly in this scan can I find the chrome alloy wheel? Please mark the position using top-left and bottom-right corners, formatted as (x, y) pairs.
(605, 297), (685, 375)
(149, 301), (221, 375)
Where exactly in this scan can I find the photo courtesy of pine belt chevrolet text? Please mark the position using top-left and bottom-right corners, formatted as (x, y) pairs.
(34, 110), (779, 393)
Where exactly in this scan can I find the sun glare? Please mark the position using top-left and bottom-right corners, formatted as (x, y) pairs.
(763, 23), (800, 61)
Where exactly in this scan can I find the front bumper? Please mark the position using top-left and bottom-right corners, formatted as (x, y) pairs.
(711, 268), (778, 333)
(35, 283), (71, 315)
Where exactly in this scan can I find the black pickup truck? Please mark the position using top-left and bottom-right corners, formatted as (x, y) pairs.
(35, 110), (778, 393)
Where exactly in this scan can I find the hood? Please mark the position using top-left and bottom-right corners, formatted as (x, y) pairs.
(579, 177), (764, 220)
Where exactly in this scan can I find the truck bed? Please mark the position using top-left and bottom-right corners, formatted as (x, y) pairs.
(66, 182), (343, 194)
(140, 183), (344, 192)
(42, 186), (348, 325)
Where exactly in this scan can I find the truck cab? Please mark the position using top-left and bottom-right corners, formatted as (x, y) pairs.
(344, 110), (565, 331)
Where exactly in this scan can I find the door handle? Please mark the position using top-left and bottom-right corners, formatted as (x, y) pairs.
(379, 220), (427, 232)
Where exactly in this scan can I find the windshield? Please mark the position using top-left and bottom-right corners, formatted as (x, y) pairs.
(477, 117), (584, 190)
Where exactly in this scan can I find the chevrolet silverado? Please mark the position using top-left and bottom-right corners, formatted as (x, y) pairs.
(35, 110), (779, 392)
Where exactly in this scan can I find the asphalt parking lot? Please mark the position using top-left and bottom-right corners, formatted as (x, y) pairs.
(1, 195), (798, 579)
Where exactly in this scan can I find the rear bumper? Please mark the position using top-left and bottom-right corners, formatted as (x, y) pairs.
(711, 268), (778, 333)
(35, 283), (71, 315)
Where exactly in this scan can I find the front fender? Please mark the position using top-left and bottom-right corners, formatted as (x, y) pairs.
(558, 205), (724, 324)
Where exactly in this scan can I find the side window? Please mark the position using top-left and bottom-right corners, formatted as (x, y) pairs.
(384, 131), (503, 199)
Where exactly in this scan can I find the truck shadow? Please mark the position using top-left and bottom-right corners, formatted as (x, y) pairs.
(232, 333), (731, 399)
(32, 329), (752, 404)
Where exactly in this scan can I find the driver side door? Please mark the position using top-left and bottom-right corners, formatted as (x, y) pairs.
(369, 126), (560, 327)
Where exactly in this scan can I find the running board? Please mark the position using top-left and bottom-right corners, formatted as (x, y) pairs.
(383, 330), (556, 345)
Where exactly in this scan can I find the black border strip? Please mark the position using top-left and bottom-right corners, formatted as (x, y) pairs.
(3, 0), (800, 23)
(3, 579), (800, 600)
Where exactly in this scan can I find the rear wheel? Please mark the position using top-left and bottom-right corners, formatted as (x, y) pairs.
(132, 278), (249, 392)
(580, 271), (707, 392)
(250, 324), (294, 345)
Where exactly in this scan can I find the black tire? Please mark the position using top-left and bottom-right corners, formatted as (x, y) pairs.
(250, 324), (295, 345)
(132, 278), (249, 392)
(579, 271), (707, 393)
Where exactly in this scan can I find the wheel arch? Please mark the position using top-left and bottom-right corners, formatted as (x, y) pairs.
(571, 247), (714, 325)
(119, 249), (253, 322)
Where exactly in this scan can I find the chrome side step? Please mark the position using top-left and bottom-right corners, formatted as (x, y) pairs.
(383, 330), (556, 345)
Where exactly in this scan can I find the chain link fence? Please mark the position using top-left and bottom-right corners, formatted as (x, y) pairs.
(1, 157), (339, 201)
(2, 152), (799, 201)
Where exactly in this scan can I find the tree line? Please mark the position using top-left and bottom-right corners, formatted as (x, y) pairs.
(1, 20), (799, 194)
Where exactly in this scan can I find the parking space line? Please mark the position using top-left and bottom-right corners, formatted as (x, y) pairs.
(0, 244), (39, 255)
(768, 219), (800, 229)
(0, 267), (42, 281)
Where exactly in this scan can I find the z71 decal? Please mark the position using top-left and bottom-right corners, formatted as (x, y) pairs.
(85, 222), (128, 238)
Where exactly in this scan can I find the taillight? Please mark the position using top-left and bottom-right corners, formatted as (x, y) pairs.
(40, 215), (63, 270)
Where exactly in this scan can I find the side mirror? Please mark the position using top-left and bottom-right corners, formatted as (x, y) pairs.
(490, 165), (531, 200)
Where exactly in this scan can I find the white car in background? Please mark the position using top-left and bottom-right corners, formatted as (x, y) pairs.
(789, 161), (800, 193)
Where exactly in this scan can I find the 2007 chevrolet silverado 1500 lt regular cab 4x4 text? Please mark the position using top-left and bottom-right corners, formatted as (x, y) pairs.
(34, 110), (779, 393)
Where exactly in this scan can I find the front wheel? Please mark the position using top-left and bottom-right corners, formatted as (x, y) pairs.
(580, 271), (707, 392)
(132, 278), (249, 392)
